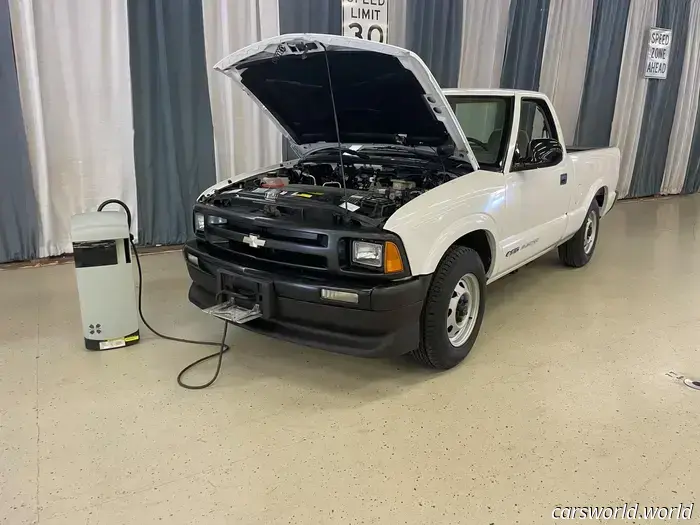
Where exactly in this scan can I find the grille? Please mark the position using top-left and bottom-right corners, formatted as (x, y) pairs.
(218, 221), (328, 248)
(196, 205), (408, 281)
(227, 240), (327, 269)
(204, 216), (331, 272)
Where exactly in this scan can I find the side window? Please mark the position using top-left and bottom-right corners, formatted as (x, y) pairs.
(518, 98), (558, 144)
(515, 98), (563, 168)
(450, 97), (510, 167)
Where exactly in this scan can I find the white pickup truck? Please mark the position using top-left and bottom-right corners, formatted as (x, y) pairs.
(184, 34), (620, 369)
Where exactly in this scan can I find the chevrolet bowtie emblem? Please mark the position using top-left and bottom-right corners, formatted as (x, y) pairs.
(265, 189), (280, 201)
(242, 234), (266, 248)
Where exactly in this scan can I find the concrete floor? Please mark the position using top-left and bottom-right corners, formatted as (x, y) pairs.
(2, 195), (700, 525)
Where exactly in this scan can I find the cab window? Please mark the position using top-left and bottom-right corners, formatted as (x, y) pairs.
(448, 96), (512, 169)
(519, 98), (558, 142)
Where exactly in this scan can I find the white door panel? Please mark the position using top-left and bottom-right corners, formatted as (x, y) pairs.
(499, 95), (572, 273)
(498, 163), (570, 271)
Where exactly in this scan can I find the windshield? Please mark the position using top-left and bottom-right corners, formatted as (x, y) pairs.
(448, 96), (512, 167)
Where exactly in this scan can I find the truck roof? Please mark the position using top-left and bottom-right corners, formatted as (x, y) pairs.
(441, 88), (544, 97)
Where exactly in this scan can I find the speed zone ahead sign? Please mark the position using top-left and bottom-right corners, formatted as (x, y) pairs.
(343, 0), (389, 43)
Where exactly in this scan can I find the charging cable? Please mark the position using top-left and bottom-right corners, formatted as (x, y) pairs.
(97, 199), (229, 389)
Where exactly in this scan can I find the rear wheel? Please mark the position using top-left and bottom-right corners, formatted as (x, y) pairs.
(558, 199), (600, 267)
(412, 246), (486, 369)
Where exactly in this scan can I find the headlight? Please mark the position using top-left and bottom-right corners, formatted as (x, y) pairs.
(207, 216), (227, 226)
(194, 213), (205, 232)
(351, 240), (405, 273)
(352, 241), (383, 268)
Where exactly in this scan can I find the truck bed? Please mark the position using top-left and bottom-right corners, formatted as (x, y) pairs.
(568, 146), (620, 218)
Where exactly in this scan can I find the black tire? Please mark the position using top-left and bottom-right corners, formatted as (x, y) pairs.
(558, 199), (600, 268)
(412, 246), (486, 369)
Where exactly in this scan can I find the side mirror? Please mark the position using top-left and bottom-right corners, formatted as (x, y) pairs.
(513, 144), (523, 163)
(530, 138), (563, 166)
(512, 143), (531, 170)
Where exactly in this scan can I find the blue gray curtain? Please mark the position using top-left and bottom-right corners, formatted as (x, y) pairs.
(279, 0), (341, 35)
(0, 0), (38, 262)
(629, 0), (692, 198)
(574, 0), (632, 147)
(500, 0), (551, 91)
(405, 0), (464, 88)
(127, 0), (216, 245)
(278, 0), (342, 160)
(684, 94), (700, 195)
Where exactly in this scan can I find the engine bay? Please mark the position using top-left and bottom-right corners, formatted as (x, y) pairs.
(203, 155), (468, 227)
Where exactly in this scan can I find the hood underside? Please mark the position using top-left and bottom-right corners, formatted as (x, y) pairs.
(234, 51), (447, 147)
(214, 34), (478, 169)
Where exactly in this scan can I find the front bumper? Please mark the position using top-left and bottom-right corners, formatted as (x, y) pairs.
(184, 240), (430, 358)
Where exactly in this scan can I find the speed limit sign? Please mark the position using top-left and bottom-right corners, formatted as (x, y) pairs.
(342, 0), (389, 44)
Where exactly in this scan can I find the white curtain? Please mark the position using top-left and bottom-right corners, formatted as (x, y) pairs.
(388, 0), (407, 48)
(611, 0), (658, 198)
(539, 0), (594, 144)
(9, 0), (138, 256)
(457, 0), (511, 88)
(661, 0), (700, 195)
(202, 0), (281, 182)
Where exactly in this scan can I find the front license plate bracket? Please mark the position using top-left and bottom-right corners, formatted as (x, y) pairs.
(203, 300), (262, 324)
(213, 269), (275, 320)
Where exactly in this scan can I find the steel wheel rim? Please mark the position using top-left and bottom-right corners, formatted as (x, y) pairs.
(583, 210), (598, 255)
(446, 273), (480, 347)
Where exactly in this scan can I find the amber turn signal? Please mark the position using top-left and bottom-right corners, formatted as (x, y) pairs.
(384, 241), (404, 273)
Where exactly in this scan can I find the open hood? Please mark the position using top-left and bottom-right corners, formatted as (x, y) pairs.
(214, 34), (478, 170)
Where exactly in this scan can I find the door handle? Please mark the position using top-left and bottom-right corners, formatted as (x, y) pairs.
(560, 173), (568, 185)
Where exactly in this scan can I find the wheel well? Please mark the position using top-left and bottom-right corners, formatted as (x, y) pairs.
(453, 230), (493, 274)
(595, 187), (607, 209)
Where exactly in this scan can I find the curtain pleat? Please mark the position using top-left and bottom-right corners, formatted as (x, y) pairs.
(278, 0), (341, 160)
(202, 0), (281, 182)
(574, 0), (632, 148)
(0, 0), (38, 262)
(629, 0), (692, 198)
(500, 0), (551, 91)
(127, 0), (216, 245)
(538, 0), (594, 144)
(279, 0), (341, 35)
(683, 110), (700, 194)
(662, 0), (700, 195)
(458, 0), (511, 89)
(405, 0), (464, 88)
(388, 0), (407, 48)
(9, 0), (138, 256)
(609, 0), (658, 198)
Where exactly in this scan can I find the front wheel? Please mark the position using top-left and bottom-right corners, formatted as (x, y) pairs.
(558, 199), (600, 267)
(412, 246), (486, 369)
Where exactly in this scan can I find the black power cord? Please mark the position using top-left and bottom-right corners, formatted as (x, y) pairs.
(97, 199), (230, 389)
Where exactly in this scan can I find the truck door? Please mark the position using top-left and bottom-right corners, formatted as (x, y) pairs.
(500, 96), (571, 271)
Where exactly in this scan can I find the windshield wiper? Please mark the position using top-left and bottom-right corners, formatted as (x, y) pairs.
(301, 146), (370, 160)
(362, 145), (447, 161)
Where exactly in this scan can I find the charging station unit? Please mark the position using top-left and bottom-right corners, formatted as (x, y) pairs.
(70, 210), (140, 350)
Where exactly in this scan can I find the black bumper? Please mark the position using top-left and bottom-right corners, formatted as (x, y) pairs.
(184, 240), (430, 358)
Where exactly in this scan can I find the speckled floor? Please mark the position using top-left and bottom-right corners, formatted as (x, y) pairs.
(2, 195), (700, 525)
